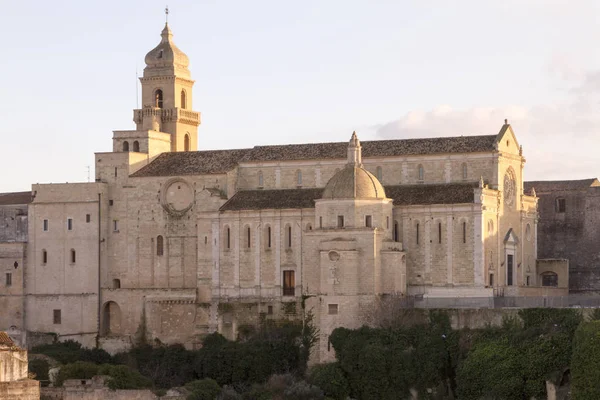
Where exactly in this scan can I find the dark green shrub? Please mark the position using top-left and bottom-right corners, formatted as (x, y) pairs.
(571, 320), (600, 399)
(55, 361), (99, 386)
(308, 363), (350, 400)
(97, 364), (152, 390)
(456, 339), (524, 400)
(116, 344), (196, 388)
(185, 378), (222, 400)
(31, 340), (113, 365)
(29, 358), (50, 385)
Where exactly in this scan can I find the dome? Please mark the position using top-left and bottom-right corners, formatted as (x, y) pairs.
(144, 24), (190, 69)
(322, 165), (386, 200)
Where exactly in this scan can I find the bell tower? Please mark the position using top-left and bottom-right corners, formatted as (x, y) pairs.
(134, 21), (201, 152)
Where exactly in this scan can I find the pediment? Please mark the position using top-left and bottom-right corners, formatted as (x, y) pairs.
(504, 228), (519, 244)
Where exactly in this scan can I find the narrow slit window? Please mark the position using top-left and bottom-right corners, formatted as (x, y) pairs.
(113, 220), (118, 232)
(462, 163), (468, 180)
(70, 249), (76, 264)
(416, 223), (420, 245)
(67, 218), (73, 231)
(226, 227), (231, 249)
(6, 273), (12, 287)
(42, 249), (47, 264)
(43, 219), (49, 232)
(418, 164), (424, 181)
(246, 226), (251, 248)
(296, 170), (302, 186)
(438, 222), (442, 244)
(287, 226), (292, 248)
(157, 235), (164, 256)
(258, 171), (264, 187)
(394, 221), (399, 242)
(267, 226), (272, 248)
(319, 216), (323, 228)
(337, 215), (344, 228)
(462, 222), (466, 243)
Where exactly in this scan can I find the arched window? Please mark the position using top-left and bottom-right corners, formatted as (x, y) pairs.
(296, 170), (302, 186)
(156, 235), (164, 256)
(42, 249), (47, 264)
(246, 226), (251, 248)
(122, 141), (129, 152)
(184, 134), (190, 151)
(133, 141), (140, 152)
(180, 90), (187, 109)
(462, 163), (468, 180)
(418, 164), (424, 181)
(258, 171), (264, 188)
(154, 89), (163, 108)
(70, 249), (76, 264)
(376, 166), (383, 182)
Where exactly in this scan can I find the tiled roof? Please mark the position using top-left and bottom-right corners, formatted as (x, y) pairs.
(0, 191), (32, 206)
(131, 149), (251, 177)
(0, 332), (15, 347)
(524, 179), (600, 193)
(220, 183), (477, 211)
(132, 135), (498, 177)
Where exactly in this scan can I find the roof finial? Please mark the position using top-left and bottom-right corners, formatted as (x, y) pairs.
(504, 118), (508, 125)
(165, 5), (169, 23)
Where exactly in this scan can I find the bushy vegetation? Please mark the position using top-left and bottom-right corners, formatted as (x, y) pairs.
(571, 320), (600, 399)
(30, 308), (595, 399)
(28, 358), (50, 385)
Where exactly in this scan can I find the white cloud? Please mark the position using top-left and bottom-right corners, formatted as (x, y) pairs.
(373, 65), (600, 181)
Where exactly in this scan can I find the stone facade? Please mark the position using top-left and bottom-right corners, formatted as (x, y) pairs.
(525, 178), (600, 291)
(0, 22), (567, 362)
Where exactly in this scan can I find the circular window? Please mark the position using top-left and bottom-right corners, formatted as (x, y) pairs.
(328, 251), (340, 262)
(161, 178), (194, 216)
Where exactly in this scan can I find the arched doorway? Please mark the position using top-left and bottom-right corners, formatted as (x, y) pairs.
(101, 301), (122, 336)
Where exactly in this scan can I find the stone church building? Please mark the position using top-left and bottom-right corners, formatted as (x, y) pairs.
(0, 22), (567, 361)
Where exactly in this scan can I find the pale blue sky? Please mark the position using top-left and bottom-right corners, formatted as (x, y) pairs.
(2, 0), (600, 192)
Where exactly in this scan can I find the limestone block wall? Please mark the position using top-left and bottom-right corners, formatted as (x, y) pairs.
(0, 204), (28, 243)
(0, 243), (26, 337)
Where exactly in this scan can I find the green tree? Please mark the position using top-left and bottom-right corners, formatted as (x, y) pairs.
(571, 321), (600, 399)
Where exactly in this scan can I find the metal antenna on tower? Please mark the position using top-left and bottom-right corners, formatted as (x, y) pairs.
(165, 5), (169, 23)
(136, 66), (139, 109)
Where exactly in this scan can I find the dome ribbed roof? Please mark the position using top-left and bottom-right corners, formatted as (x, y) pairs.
(322, 165), (386, 200)
(144, 24), (190, 69)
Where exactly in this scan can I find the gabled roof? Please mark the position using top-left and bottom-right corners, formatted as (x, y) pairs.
(219, 183), (478, 211)
(132, 135), (498, 177)
(0, 191), (32, 206)
(524, 178), (600, 193)
(0, 332), (15, 347)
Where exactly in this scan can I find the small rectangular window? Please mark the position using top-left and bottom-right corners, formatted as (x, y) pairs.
(53, 309), (61, 324)
(556, 198), (566, 213)
(328, 304), (338, 315)
(6, 273), (12, 287)
(267, 305), (273, 315)
(86, 214), (91, 223)
(70, 249), (76, 264)
(365, 215), (372, 228)
(113, 220), (119, 232)
(489, 274), (494, 287)
(109, 200), (114, 206)
(42, 250), (48, 264)
(43, 219), (49, 232)
(67, 218), (73, 231)
(337, 215), (344, 228)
